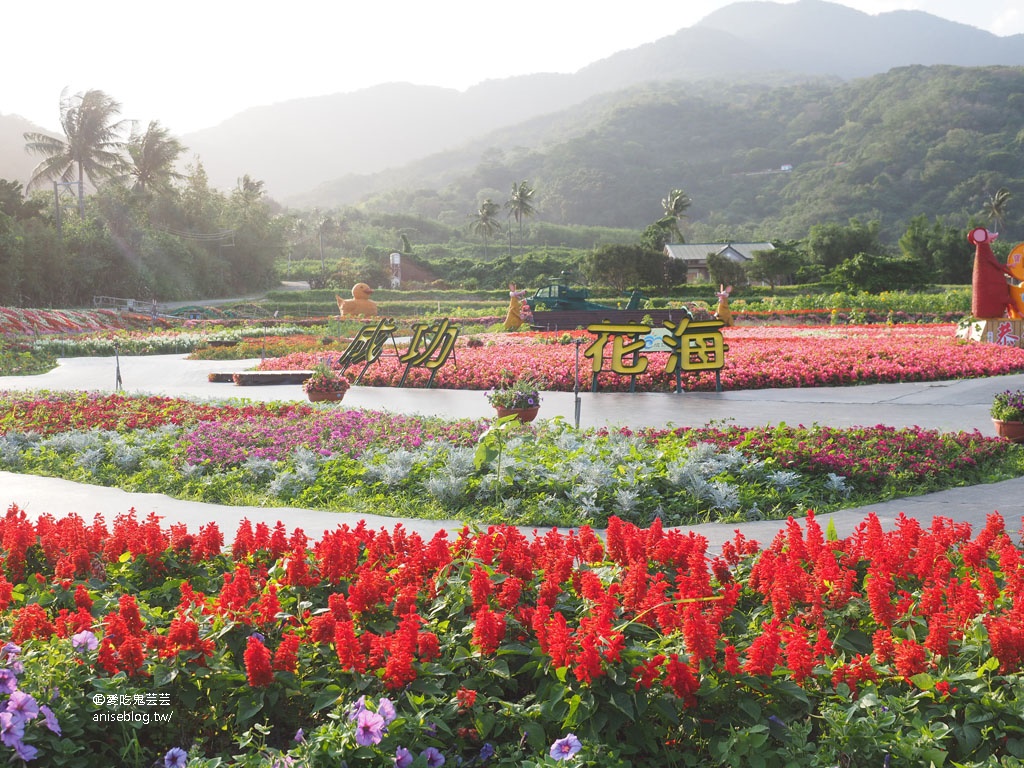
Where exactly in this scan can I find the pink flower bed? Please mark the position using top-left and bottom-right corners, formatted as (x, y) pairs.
(259, 324), (1024, 392)
(0, 307), (163, 337)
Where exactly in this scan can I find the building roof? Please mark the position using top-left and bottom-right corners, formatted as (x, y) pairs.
(664, 242), (775, 263)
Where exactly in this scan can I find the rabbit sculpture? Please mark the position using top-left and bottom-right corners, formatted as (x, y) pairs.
(714, 285), (734, 327)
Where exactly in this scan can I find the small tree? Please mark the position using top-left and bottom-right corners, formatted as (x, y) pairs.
(745, 243), (803, 288)
(808, 218), (884, 270)
(706, 252), (748, 291)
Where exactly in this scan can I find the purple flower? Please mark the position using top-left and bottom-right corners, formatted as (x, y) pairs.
(39, 705), (60, 735)
(294, 728), (304, 742)
(348, 695), (368, 721)
(164, 746), (188, 768)
(550, 733), (582, 761)
(0, 670), (17, 695)
(71, 630), (99, 652)
(355, 709), (385, 746)
(421, 746), (445, 767)
(377, 697), (397, 725)
(394, 746), (414, 768)
(1, 643), (20, 660)
(12, 739), (37, 761)
(0, 712), (25, 748)
(5, 691), (38, 724)
(480, 742), (495, 761)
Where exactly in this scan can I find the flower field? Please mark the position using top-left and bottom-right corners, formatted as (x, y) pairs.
(1, 505), (1023, 766)
(4, 309), (1024, 766)
(1, 393), (1020, 528)
(0, 308), (168, 337)
(260, 325), (1024, 392)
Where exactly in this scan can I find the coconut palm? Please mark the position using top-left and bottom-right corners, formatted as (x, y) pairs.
(659, 188), (692, 243)
(984, 187), (1012, 234)
(124, 121), (185, 193)
(470, 198), (503, 256)
(505, 181), (536, 255)
(23, 89), (130, 212)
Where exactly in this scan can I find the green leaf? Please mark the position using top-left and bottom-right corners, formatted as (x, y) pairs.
(236, 690), (265, 724)
(522, 721), (546, 752)
(911, 672), (935, 690)
(609, 689), (635, 720)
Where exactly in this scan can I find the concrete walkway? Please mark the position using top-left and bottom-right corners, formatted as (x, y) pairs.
(2, 355), (1023, 548)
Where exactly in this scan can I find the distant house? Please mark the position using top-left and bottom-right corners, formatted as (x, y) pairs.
(664, 242), (775, 283)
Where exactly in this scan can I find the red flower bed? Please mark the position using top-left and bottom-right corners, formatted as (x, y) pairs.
(2, 503), (1024, 765)
(259, 324), (1024, 392)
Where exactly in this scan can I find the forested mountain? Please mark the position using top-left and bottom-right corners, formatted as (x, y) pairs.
(308, 66), (1024, 242)
(2, 0), (1023, 244)
(176, 0), (1024, 200)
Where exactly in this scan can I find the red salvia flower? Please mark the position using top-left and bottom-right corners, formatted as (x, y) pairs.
(456, 687), (477, 711)
(273, 633), (301, 673)
(471, 607), (507, 656)
(664, 654), (699, 707)
(244, 635), (274, 688)
(893, 638), (928, 679)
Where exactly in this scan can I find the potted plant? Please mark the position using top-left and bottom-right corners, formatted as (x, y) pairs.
(991, 389), (1024, 442)
(486, 376), (543, 422)
(302, 362), (350, 403)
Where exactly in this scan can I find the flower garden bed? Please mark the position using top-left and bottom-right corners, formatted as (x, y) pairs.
(0, 506), (1023, 766)
(0, 393), (1020, 529)
(3, 313), (1024, 765)
(259, 324), (1024, 392)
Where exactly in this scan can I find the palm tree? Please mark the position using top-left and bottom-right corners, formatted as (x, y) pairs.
(505, 181), (536, 255)
(659, 188), (692, 243)
(23, 88), (130, 213)
(125, 121), (185, 193)
(984, 187), (1012, 234)
(470, 199), (503, 256)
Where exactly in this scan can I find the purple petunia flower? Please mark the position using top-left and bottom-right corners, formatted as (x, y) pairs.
(348, 695), (368, 721)
(71, 630), (99, 652)
(394, 746), (414, 768)
(164, 746), (188, 768)
(294, 728), (304, 742)
(377, 697), (397, 725)
(0, 712), (24, 748)
(355, 709), (385, 746)
(5, 691), (38, 725)
(0, 670), (17, 695)
(12, 739), (37, 762)
(549, 733), (582, 761)
(39, 704), (60, 735)
(479, 742), (495, 761)
(1, 643), (20, 660)
(421, 746), (445, 767)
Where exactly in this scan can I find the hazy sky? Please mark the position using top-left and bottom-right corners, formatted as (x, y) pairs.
(4, 0), (1021, 135)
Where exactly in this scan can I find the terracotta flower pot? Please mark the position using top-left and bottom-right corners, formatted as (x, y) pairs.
(307, 390), (346, 403)
(992, 418), (1024, 443)
(494, 406), (539, 423)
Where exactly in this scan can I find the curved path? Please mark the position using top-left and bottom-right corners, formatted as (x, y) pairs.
(2, 355), (1023, 548)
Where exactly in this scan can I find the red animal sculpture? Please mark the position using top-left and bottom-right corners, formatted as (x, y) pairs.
(969, 227), (1019, 319)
